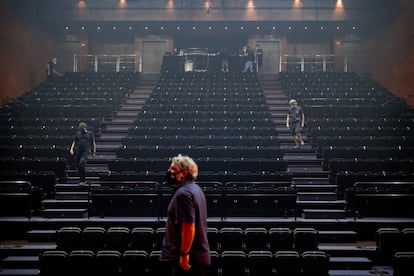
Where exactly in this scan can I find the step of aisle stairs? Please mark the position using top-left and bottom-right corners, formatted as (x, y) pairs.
(41, 199), (90, 209)
(0, 256), (39, 269)
(26, 230), (56, 242)
(0, 244), (56, 257)
(297, 200), (346, 212)
(319, 230), (358, 243)
(42, 208), (88, 218)
(295, 185), (337, 193)
(329, 256), (373, 270)
(55, 192), (89, 200)
(302, 209), (347, 219)
(319, 244), (377, 258)
(0, 268), (39, 276)
(297, 192), (338, 201)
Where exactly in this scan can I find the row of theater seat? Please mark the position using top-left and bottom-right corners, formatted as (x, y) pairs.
(151, 88), (264, 96)
(319, 146), (414, 162)
(127, 126), (278, 137)
(0, 172), (57, 197)
(133, 118), (275, 128)
(0, 180), (43, 217)
(305, 104), (407, 118)
(6, 72), (136, 127)
(0, 126), (98, 136)
(142, 103), (270, 112)
(9, 104), (114, 118)
(344, 181), (414, 218)
(309, 126), (414, 137)
(335, 171), (414, 199)
(90, 180), (296, 218)
(327, 158), (414, 176)
(0, 135), (73, 147)
(55, 226), (318, 253)
(138, 110), (272, 119)
(107, 158), (288, 173)
(0, 117), (102, 127)
(159, 70), (260, 81)
(0, 158), (67, 179)
(39, 249), (330, 276)
(115, 146), (284, 160)
(99, 170), (293, 183)
(376, 228), (414, 261)
(313, 136), (414, 148)
(122, 135), (281, 147)
(307, 117), (414, 128)
(148, 95), (266, 103)
(0, 145), (71, 159)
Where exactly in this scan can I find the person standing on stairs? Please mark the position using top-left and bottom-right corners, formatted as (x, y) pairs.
(286, 99), (305, 148)
(69, 122), (96, 184)
(46, 57), (63, 81)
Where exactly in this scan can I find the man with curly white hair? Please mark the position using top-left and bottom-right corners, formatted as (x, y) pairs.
(160, 154), (211, 276)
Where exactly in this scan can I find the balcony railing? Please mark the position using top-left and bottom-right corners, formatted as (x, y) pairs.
(73, 54), (138, 72)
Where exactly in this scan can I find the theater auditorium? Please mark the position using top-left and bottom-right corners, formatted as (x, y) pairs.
(1, 0), (414, 275)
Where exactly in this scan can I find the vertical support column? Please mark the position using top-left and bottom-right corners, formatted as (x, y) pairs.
(116, 55), (121, 72)
(344, 56), (348, 72)
(73, 55), (77, 72)
(94, 56), (98, 72)
(300, 55), (304, 72)
(279, 56), (282, 72)
(323, 56), (326, 72)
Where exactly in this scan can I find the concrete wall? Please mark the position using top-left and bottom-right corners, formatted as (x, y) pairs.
(367, 0), (414, 107)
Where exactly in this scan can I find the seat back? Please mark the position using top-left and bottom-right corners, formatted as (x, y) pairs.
(393, 252), (414, 276)
(400, 228), (414, 252)
(131, 227), (155, 252)
(67, 250), (95, 275)
(39, 250), (68, 276)
(56, 227), (82, 252)
(269, 228), (293, 252)
(247, 250), (274, 276)
(148, 250), (170, 276)
(95, 250), (121, 275)
(293, 228), (318, 253)
(220, 227), (244, 251)
(274, 250), (300, 276)
(82, 226), (106, 251)
(301, 251), (329, 276)
(376, 227), (401, 263)
(106, 227), (131, 251)
(221, 250), (246, 276)
(244, 227), (269, 251)
(121, 250), (148, 276)
(207, 227), (220, 252)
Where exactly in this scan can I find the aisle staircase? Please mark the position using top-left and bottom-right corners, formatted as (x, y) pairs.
(260, 74), (346, 220)
(42, 77), (158, 218)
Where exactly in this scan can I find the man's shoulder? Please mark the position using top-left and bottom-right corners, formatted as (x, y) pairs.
(87, 131), (95, 139)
